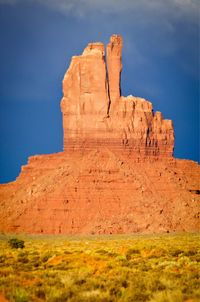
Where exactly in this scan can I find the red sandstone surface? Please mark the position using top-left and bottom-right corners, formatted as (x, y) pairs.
(0, 35), (199, 234)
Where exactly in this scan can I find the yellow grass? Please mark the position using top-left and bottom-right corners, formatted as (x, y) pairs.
(0, 233), (199, 301)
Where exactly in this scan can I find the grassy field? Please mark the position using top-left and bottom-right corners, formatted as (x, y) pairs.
(0, 233), (199, 302)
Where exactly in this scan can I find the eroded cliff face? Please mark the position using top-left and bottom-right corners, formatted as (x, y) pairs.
(0, 152), (199, 234)
(0, 35), (199, 235)
(61, 35), (174, 157)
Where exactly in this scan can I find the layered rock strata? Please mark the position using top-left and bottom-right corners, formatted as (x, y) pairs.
(0, 35), (199, 234)
(0, 152), (199, 234)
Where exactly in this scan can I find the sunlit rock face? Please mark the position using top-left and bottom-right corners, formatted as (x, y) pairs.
(0, 35), (199, 235)
(61, 35), (174, 157)
(106, 34), (123, 108)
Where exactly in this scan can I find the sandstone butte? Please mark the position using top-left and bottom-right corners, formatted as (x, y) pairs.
(0, 35), (199, 235)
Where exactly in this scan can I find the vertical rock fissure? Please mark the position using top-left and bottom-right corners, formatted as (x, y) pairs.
(105, 52), (111, 117)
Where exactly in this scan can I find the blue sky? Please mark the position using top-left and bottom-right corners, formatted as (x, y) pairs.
(0, 0), (199, 183)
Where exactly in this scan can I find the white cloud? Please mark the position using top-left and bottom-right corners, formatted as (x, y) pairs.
(0, 0), (198, 21)
(40, 0), (199, 22)
(0, 0), (198, 76)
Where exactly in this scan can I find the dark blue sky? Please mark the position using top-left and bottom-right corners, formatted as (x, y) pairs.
(0, 0), (199, 183)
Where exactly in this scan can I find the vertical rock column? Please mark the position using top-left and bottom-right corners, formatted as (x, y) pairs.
(61, 42), (110, 151)
(106, 35), (123, 111)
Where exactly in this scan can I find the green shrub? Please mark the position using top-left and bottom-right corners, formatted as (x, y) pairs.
(35, 288), (46, 299)
(125, 248), (140, 260)
(8, 238), (25, 249)
(12, 287), (29, 302)
(17, 255), (29, 264)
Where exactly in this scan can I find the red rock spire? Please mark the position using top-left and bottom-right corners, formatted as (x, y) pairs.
(60, 34), (174, 157)
(106, 34), (123, 109)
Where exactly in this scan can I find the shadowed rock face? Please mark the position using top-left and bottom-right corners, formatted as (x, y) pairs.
(61, 35), (174, 157)
(0, 35), (199, 235)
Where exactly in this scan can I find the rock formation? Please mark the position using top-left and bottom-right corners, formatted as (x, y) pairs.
(61, 35), (174, 157)
(0, 35), (199, 234)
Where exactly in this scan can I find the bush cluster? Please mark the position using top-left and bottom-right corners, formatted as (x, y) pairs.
(8, 238), (25, 249)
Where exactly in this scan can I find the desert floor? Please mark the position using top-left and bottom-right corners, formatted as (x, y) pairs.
(0, 233), (199, 302)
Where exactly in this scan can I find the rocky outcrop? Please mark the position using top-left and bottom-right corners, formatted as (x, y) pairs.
(61, 34), (174, 157)
(0, 35), (199, 235)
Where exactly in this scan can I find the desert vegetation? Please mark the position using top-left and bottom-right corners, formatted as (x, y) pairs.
(0, 233), (199, 302)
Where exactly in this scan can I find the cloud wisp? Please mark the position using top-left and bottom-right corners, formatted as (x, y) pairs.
(0, 0), (198, 78)
(0, 0), (198, 22)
